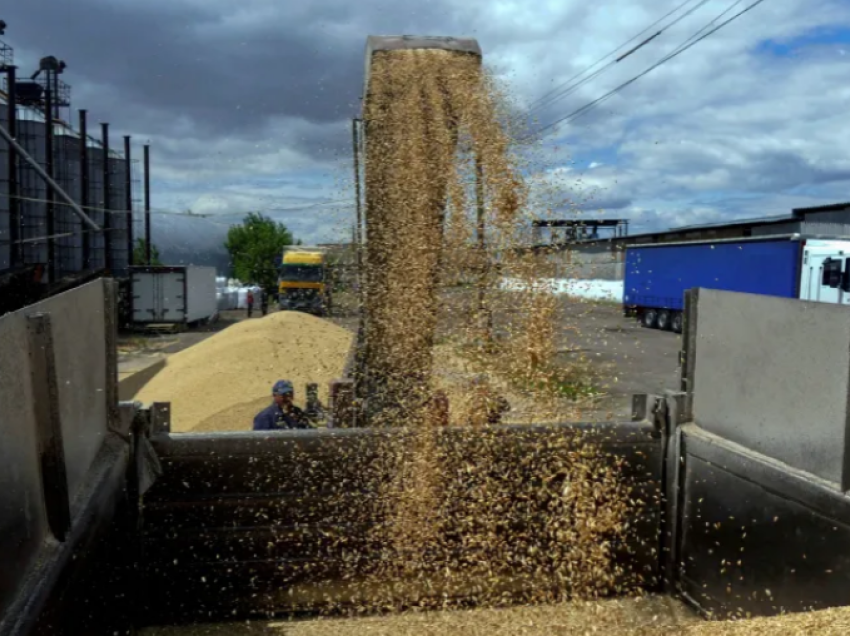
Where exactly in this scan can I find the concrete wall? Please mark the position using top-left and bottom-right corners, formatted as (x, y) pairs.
(0, 280), (110, 617)
(0, 304), (48, 617)
(690, 288), (850, 486)
(540, 244), (625, 281)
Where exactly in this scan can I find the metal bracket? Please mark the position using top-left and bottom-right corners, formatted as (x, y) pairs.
(631, 393), (667, 437)
(128, 403), (164, 500)
(110, 401), (136, 442)
(150, 402), (171, 435)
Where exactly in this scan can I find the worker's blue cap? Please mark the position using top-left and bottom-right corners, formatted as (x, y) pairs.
(272, 380), (294, 396)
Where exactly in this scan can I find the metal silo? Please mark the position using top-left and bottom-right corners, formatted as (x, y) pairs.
(0, 95), (9, 272)
(53, 123), (83, 277)
(108, 147), (129, 277)
(16, 107), (48, 273)
(86, 137), (106, 270)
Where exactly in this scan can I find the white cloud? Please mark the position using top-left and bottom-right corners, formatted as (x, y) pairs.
(7, 0), (850, 251)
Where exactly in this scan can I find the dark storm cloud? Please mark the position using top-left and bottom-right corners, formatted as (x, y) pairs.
(741, 150), (850, 191)
(3, 0), (458, 140)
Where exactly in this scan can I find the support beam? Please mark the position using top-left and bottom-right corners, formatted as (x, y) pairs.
(101, 123), (112, 271)
(124, 136), (133, 267)
(0, 120), (100, 232)
(44, 88), (55, 282)
(6, 64), (20, 268)
(143, 144), (151, 265)
(79, 110), (91, 268)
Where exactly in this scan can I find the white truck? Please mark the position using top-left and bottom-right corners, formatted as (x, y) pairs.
(129, 265), (218, 325)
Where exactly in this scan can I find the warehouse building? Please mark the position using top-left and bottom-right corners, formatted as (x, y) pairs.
(533, 203), (850, 281)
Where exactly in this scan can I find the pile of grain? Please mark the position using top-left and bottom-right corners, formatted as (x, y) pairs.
(142, 601), (850, 635)
(141, 596), (697, 635)
(135, 312), (352, 432)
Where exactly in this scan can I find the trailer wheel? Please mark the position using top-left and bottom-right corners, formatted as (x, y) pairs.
(642, 308), (658, 329)
(657, 310), (671, 331)
(671, 311), (683, 334)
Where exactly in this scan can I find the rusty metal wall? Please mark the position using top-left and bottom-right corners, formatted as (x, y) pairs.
(671, 423), (850, 618)
(141, 421), (664, 624)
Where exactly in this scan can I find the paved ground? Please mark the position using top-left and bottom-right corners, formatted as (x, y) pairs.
(555, 299), (682, 420)
(117, 293), (681, 422)
(117, 309), (264, 381)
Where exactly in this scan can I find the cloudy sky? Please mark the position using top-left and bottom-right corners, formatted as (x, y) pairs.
(4, 0), (850, 252)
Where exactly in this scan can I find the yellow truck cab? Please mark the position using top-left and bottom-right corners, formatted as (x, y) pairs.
(278, 247), (329, 315)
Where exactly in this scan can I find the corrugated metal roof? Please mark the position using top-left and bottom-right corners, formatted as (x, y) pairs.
(793, 202), (850, 214)
(674, 213), (796, 231)
(538, 204), (850, 248)
(565, 212), (799, 245)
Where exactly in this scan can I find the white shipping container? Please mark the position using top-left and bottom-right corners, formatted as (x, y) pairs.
(131, 266), (218, 324)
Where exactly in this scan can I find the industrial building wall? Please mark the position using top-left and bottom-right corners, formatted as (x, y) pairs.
(87, 146), (106, 271)
(543, 243), (625, 281)
(17, 118), (48, 269)
(108, 156), (129, 277)
(751, 221), (802, 236)
(54, 134), (84, 278)
(799, 208), (850, 236)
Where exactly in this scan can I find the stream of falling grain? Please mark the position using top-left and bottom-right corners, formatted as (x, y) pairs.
(340, 47), (643, 614)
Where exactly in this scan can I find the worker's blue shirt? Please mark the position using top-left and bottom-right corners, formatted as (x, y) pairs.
(253, 403), (311, 430)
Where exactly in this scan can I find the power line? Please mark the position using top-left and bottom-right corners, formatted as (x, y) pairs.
(254, 199), (352, 212)
(2, 192), (209, 218)
(526, 0), (767, 141)
(526, 0), (697, 112)
(526, 0), (711, 117)
(1, 193), (352, 219)
(677, 0), (747, 42)
(0, 225), (121, 247)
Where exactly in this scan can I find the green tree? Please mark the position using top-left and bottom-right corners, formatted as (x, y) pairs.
(224, 212), (296, 291)
(132, 238), (163, 266)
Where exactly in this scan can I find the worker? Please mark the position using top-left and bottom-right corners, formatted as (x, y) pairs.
(246, 289), (255, 318)
(260, 288), (269, 316)
(253, 380), (313, 430)
(467, 375), (510, 426)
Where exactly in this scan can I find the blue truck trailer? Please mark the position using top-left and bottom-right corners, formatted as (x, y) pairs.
(623, 235), (850, 333)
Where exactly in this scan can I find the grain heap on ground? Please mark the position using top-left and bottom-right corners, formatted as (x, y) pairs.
(141, 596), (698, 635)
(142, 600), (850, 635)
(135, 311), (352, 432)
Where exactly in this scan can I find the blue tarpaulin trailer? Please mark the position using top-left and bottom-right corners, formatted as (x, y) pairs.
(623, 235), (850, 332)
